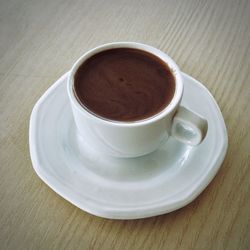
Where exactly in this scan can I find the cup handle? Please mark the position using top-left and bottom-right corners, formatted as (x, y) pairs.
(171, 106), (208, 146)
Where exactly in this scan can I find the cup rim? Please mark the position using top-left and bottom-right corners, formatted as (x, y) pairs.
(67, 42), (183, 127)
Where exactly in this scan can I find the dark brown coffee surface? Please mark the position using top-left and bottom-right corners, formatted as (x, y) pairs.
(74, 48), (175, 121)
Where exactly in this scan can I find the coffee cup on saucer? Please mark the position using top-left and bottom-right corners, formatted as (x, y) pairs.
(67, 42), (208, 158)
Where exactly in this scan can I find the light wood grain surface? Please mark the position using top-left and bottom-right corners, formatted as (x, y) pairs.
(0, 0), (250, 249)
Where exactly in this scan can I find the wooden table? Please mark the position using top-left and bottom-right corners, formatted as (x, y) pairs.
(1, 0), (249, 249)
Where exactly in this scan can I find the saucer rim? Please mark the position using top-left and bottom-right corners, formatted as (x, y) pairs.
(29, 72), (228, 219)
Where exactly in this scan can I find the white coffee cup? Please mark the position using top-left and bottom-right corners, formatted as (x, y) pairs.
(67, 42), (208, 158)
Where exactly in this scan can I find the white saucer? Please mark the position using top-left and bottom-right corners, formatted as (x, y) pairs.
(29, 72), (228, 219)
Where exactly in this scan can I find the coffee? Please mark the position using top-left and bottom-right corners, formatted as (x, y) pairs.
(74, 48), (175, 122)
